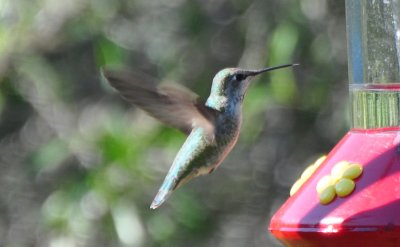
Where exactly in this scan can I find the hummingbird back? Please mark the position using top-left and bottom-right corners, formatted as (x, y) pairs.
(150, 117), (241, 209)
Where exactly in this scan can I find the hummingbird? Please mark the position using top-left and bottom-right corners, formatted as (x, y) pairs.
(103, 63), (297, 209)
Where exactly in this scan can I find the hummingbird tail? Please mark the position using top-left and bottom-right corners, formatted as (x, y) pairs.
(150, 188), (172, 209)
(150, 167), (189, 209)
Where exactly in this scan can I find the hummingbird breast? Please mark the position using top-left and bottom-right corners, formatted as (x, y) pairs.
(213, 113), (242, 160)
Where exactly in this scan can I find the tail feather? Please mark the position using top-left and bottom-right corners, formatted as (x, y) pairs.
(150, 164), (196, 209)
(150, 188), (172, 209)
(150, 176), (178, 209)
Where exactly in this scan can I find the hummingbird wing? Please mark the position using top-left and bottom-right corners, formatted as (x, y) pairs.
(103, 69), (216, 140)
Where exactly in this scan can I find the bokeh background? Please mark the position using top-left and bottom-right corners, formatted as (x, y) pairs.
(0, 0), (348, 246)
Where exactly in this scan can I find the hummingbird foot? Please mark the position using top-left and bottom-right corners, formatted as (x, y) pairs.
(150, 189), (171, 209)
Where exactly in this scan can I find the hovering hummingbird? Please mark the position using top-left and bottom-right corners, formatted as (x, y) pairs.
(103, 63), (297, 209)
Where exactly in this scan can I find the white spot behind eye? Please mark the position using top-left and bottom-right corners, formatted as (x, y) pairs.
(233, 74), (246, 81)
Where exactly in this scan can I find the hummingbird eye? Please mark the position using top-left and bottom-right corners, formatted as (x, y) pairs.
(233, 74), (247, 81)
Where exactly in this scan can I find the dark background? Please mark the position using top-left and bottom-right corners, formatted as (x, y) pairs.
(0, 0), (348, 246)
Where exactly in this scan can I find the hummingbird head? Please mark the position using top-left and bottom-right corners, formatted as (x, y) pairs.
(206, 64), (297, 112)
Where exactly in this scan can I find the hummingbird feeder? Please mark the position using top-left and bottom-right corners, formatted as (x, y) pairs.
(269, 0), (400, 246)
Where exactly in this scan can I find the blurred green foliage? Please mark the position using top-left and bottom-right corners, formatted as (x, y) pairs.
(0, 0), (348, 246)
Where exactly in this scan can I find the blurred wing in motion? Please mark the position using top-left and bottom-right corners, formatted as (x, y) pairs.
(103, 69), (216, 140)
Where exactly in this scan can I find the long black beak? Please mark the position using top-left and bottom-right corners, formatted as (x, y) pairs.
(246, 63), (299, 76)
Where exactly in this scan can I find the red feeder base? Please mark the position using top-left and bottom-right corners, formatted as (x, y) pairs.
(269, 128), (400, 247)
